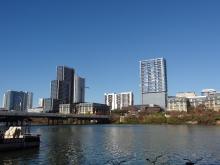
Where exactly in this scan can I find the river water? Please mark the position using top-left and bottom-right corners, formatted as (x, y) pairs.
(0, 124), (220, 165)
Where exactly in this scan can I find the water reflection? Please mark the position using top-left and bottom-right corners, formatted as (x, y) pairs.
(38, 125), (87, 165)
(0, 124), (220, 164)
(0, 147), (40, 165)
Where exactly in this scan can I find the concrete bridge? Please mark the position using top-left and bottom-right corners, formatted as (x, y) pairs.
(0, 111), (110, 125)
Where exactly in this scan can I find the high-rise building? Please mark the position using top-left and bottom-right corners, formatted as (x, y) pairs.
(104, 92), (133, 110)
(42, 65), (86, 113)
(140, 58), (167, 108)
(74, 74), (85, 103)
(50, 66), (75, 104)
(50, 80), (70, 103)
(2, 90), (33, 111)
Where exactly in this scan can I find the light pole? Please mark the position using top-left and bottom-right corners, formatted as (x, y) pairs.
(17, 96), (22, 112)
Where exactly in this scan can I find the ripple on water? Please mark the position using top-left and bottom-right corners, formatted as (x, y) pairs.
(1, 125), (220, 165)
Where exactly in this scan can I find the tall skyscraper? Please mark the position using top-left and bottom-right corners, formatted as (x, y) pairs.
(50, 66), (75, 104)
(74, 74), (85, 103)
(3, 90), (33, 111)
(43, 65), (86, 112)
(104, 92), (133, 110)
(140, 58), (167, 108)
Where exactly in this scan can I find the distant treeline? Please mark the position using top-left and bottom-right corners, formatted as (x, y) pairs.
(109, 105), (220, 125)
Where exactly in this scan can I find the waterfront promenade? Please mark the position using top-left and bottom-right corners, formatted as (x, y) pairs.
(0, 111), (109, 125)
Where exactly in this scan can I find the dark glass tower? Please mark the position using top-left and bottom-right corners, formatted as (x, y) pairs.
(50, 66), (75, 104)
(43, 65), (86, 113)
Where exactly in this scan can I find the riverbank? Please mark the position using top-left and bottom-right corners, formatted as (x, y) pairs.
(28, 110), (220, 125)
(110, 110), (220, 125)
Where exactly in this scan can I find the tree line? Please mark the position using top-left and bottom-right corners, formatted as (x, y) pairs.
(109, 105), (220, 125)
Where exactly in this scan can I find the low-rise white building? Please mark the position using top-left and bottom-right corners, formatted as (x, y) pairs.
(27, 107), (44, 113)
(176, 92), (196, 97)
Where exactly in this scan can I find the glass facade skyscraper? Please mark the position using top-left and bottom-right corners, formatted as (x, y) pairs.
(50, 80), (70, 103)
(50, 66), (75, 104)
(44, 65), (86, 112)
(74, 74), (85, 103)
(140, 58), (167, 108)
(3, 90), (33, 111)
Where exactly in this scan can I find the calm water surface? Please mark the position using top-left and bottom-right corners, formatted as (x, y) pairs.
(0, 124), (220, 165)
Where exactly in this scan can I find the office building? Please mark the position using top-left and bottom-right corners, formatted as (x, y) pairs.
(140, 58), (167, 108)
(167, 96), (189, 112)
(104, 92), (133, 110)
(76, 102), (110, 115)
(167, 93), (220, 112)
(50, 66), (75, 104)
(42, 65), (86, 113)
(2, 90), (33, 111)
(50, 80), (70, 103)
(74, 74), (86, 103)
(201, 89), (216, 96)
(205, 94), (220, 111)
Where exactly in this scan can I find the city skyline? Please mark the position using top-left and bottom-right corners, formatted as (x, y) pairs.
(0, 0), (220, 107)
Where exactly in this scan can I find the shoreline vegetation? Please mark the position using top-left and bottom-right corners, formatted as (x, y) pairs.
(109, 105), (220, 125)
(30, 105), (220, 125)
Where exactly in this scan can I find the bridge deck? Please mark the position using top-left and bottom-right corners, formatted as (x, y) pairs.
(0, 111), (109, 119)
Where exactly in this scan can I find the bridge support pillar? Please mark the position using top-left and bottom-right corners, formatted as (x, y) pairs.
(48, 119), (50, 125)
(52, 119), (54, 125)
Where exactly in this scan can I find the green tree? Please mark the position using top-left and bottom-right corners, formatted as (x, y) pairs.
(109, 114), (120, 123)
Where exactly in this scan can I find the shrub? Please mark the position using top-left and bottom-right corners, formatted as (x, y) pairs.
(166, 116), (181, 124)
(109, 114), (120, 123)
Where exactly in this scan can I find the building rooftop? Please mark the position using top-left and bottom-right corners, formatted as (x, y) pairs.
(186, 96), (206, 99)
(201, 89), (216, 92)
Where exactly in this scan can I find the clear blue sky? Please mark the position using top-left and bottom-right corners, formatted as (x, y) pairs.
(1, 0), (220, 107)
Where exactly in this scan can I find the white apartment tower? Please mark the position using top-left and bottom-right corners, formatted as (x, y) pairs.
(104, 92), (133, 110)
